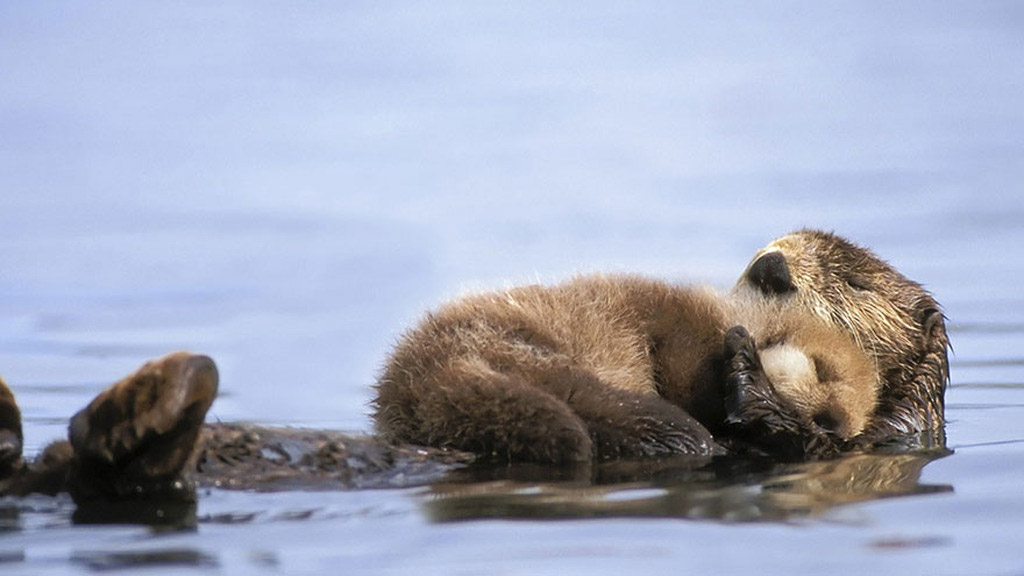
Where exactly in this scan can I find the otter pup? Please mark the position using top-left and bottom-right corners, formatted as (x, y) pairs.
(375, 229), (949, 463)
(373, 272), (881, 463)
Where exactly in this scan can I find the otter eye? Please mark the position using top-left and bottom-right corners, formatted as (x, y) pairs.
(846, 276), (871, 292)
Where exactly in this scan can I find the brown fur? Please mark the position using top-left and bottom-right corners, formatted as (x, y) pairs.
(738, 301), (880, 440)
(374, 272), (881, 463)
(0, 352), (219, 501)
(0, 377), (24, 477)
(734, 229), (949, 447)
(65, 351), (219, 501)
(376, 277), (725, 462)
(1, 354), (468, 500)
(0, 229), (947, 499)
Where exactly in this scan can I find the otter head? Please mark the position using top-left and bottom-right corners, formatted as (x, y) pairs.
(734, 229), (949, 429)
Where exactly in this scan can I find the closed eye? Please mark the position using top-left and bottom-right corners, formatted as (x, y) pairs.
(846, 276), (871, 291)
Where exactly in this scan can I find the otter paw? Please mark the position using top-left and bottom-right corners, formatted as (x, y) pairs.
(722, 326), (775, 428)
(68, 353), (218, 500)
(0, 378), (24, 476)
(581, 391), (721, 459)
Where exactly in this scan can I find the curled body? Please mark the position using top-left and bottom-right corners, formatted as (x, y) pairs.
(374, 274), (882, 463)
(376, 229), (949, 463)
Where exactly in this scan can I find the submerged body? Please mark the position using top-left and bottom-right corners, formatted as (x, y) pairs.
(0, 354), (471, 500)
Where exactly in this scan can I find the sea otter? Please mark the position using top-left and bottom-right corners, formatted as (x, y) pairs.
(374, 229), (948, 462)
(373, 275), (880, 463)
(0, 354), (468, 501)
(0, 353), (218, 500)
(0, 229), (949, 500)
(0, 377), (22, 479)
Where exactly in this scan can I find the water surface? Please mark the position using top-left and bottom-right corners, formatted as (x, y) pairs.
(1, 2), (1023, 574)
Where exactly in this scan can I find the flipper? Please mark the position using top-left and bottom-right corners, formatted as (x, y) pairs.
(0, 376), (24, 479)
(66, 352), (218, 502)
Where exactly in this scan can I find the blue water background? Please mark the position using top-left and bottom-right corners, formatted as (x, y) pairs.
(1, 2), (1023, 574)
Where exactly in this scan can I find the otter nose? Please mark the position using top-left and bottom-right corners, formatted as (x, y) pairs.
(748, 252), (795, 295)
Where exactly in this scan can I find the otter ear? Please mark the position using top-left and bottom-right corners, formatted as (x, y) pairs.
(921, 307), (947, 345)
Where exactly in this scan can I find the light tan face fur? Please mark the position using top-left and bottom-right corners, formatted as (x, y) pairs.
(727, 229), (941, 439)
(733, 296), (881, 440)
(758, 341), (876, 439)
(733, 230), (934, 380)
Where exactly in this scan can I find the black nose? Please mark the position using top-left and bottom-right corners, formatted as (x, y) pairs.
(748, 252), (795, 295)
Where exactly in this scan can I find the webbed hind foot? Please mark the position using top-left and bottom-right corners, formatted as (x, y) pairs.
(0, 377), (24, 479)
(67, 352), (218, 502)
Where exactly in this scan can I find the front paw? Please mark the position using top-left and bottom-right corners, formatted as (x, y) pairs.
(722, 326), (773, 428)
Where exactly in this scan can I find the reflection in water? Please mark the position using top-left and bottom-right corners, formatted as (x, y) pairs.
(71, 499), (198, 529)
(0, 494), (195, 536)
(71, 549), (218, 571)
(424, 449), (952, 523)
(0, 502), (21, 534)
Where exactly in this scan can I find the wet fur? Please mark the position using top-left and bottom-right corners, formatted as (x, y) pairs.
(722, 309), (882, 459)
(0, 353), (218, 501)
(733, 230), (949, 449)
(0, 229), (949, 498)
(376, 229), (948, 462)
(0, 353), (466, 500)
(0, 377), (24, 477)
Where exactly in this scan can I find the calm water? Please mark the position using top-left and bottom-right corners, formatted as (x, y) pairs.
(2, 2), (1023, 574)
